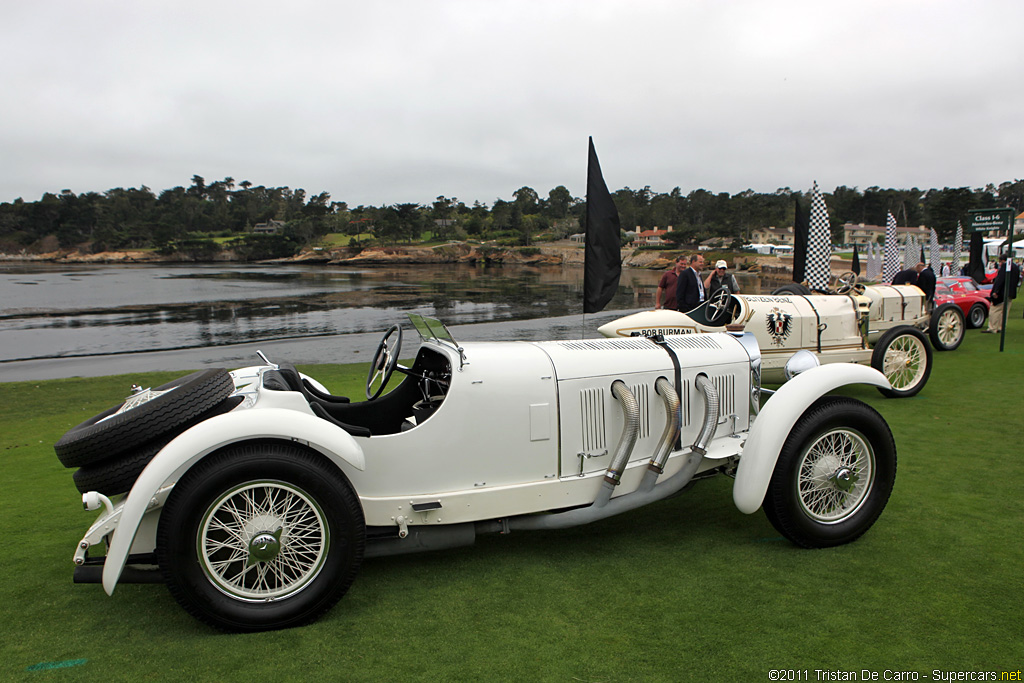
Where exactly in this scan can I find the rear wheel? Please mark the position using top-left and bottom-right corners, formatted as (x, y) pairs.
(967, 303), (987, 329)
(928, 302), (965, 351)
(764, 396), (896, 548)
(871, 326), (931, 398)
(157, 442), (365, 632)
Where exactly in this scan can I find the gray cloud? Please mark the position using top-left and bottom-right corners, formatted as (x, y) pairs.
(2, 0), (1022, 206)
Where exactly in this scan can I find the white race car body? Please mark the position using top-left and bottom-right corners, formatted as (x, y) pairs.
(65, 314), (897, 631)
(598, 285), (934, 387)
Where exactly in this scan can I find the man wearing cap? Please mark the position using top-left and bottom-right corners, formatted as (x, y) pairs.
(704, 260), (741, 299)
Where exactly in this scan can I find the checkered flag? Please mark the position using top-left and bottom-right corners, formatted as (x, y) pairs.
(869, 242), (880, 281)
(805, 181), (832, 290)
(951, 221), (963, 276)
(929, 229), (940, 273)
(883, 212), (899, 282)
(903, 235), (916, 270)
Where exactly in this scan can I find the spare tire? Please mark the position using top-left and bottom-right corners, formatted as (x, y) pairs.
(72, 439), (170, 496)
(55, 368), (233, 468)
(771, 283), (811, 296)
(71, 394), (244, 495)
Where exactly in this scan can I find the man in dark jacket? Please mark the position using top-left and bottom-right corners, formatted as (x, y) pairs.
(892, 262), (924, 286)
(916, 265), (936, 303)
(984, 253), (1020, 333)
(675, 253), (706, 312)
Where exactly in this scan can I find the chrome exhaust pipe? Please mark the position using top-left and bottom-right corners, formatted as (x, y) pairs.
(638, 377), (680, 493)
(646, 377), (680, 476)
(593, 380), (640, 508)
(690, 374), (719, 457)
(495, 374), (720, 532)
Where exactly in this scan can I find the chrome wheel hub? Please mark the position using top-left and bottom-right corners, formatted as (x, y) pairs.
(830, 466), (859, 493)
(247, 528), (283, 565)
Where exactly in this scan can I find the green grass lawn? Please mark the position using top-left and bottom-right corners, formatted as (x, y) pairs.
(2, 319), (1022, 681)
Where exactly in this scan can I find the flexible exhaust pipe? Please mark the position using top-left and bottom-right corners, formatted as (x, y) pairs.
(592, 380), (641, 508)
(639, 374), (717, 492)
(689, 374), (719, 457)
(486, 374), (720, 532)
(647, 378), (681, 474)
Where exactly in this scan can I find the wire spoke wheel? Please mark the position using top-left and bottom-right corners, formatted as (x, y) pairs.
(158, 442), (364, 632)
(199, 480), (329, 601)
(796, 429), (874, 523)
(763, 397), (896, 548)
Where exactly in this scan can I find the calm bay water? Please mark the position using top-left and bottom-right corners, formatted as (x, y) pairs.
(0, 261), (773, 382)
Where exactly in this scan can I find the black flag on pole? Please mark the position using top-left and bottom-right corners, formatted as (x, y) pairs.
(584, 137), (622, 314)
(967, 231), (985, 284)
(851, 243), (861, 275)
(792, 195), (809, 284)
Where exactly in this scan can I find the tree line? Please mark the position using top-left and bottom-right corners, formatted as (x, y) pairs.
(1, 174), (1021, 258)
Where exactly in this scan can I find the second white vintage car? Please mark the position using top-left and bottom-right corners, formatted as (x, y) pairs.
(58, 314), (897, 632)
(598, 278), (966, 398)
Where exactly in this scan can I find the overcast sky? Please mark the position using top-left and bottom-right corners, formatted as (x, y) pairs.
(2, 0), (1022, 208)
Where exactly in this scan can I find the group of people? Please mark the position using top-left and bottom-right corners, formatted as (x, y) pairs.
(891, 262), (937, 301)
(655, 253), (740, 312)
(891, 254), (1021, 334)
(655, 250), (1021, 337)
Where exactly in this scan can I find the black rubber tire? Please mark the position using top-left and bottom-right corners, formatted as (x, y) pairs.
(763, 396), (896, 548)
(771, 283), (811, 296)
(870, 326), (932, 398)
(967, 303), (987, 329)
(54, 369), (233, 468)
(71, 395), (244, 495)
(157, 441), (365, 632)
(72, 439), (169, 496)
(928, 302), (965, 351)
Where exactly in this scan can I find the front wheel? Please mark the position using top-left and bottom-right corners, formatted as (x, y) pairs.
(157, 442), (365, 632)
(929, 302), (965, 351)
(763, 396), (896, 548)
(871, 326), (932, 398)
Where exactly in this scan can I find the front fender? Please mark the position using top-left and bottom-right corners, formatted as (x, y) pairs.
(732, 363), (889, 515)
(101, 407), (365, 595)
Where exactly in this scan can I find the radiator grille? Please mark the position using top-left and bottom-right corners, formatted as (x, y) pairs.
(629, 382), (651, 440)
(710, 374), (736, 417)
(579, 387), (606, 452)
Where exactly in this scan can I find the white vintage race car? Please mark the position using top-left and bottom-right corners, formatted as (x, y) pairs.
(57, 314), (897, 632)
(598, 279), (966, 398)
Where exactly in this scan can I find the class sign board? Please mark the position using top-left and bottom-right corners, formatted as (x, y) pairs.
(967, 207), (1015, 352)
(969, 207), (1014, 233)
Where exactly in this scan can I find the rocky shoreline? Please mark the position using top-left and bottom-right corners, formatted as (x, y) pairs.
(0, 241), (810, 274)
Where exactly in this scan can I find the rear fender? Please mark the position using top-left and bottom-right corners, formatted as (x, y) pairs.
(732, 363), (889, 515)
(101, 406), (365, 595)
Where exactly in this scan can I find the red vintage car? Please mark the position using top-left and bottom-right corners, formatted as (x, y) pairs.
(935, 277), (990, 328)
